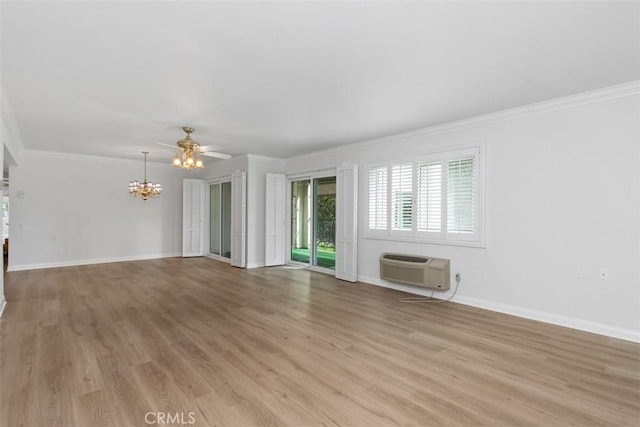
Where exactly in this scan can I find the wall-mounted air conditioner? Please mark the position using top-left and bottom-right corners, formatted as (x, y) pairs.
(380, 253), (450, 290)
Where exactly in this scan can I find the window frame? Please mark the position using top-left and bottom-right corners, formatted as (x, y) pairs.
(365, 144), (485, 248)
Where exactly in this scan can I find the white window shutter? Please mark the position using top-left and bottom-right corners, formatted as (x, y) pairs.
(391, 163), (413, 230)
(183, 179), (205, 257)
(368, 165), (388, 230)
(335, 164), (358, 282)
(265, 173), (286, 266)
(230, 170), (247, 268)
(447, 156), (477, 235)
(416, 161), (442, 232)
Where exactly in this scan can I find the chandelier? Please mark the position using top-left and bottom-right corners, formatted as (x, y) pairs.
(172, 127), (204, 169)
(128, 151), (162, 200)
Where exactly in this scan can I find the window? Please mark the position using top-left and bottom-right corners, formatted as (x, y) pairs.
(367, 146), (483, 246)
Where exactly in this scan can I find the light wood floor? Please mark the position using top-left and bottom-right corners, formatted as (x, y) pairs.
(1, 257), (638, 426)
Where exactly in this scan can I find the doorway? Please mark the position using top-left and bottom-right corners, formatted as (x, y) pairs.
(290, 176), (336, 270)
(209, 181), (232, 259)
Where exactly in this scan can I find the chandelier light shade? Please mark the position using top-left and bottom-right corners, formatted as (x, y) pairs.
(128, 151), (162, 201)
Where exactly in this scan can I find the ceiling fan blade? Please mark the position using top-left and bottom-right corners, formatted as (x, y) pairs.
(198, 144), (222, 152)
(155, 142), (179, 149)
(201, 151), (232, 160)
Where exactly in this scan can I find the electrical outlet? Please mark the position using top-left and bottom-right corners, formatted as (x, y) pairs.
(455, 273), (461, 283)
(599, 267), (609, 280)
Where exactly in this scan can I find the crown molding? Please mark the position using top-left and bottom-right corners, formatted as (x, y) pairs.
(18, 149), (175, 166)
(246, 153), (285, 163)
(286, 80), (640, 162)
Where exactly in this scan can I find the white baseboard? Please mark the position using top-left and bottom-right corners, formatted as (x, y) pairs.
(358, 275), (640, 343)
(246, 262), (266, 269)
(7, 252), (182, 272)
(0, 296), (6, 317)
(359, 274), (449, 297)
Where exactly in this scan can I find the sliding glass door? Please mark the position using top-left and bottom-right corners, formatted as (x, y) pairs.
(210, 182), (232, 259)
(290, 176), (336, 270)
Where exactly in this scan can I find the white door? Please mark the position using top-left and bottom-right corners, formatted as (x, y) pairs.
(183, 179), (205, 257)
(230, 171), (246, 267)
(335, 164), (358, 282)
(265, 173), (286, 266)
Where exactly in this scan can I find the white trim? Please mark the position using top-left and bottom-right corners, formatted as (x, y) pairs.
(451, 295), (640, 344)
(287, 168), (337, 180)
(358, 274), (640, 343)
(0, 296), (6, 317)
(286, 81), (640, 163)
(20, 149), (176, 166)
(363, 234), (485, 248)
(246, 153), (283, 162)
(359, 274), (449, 296)
(246, 262), (266, 269)
(7, 252), (182, 272)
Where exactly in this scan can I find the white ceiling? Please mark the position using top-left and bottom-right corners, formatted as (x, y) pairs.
(1, 1), (638, 163)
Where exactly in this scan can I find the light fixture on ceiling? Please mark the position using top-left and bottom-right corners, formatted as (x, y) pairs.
(172, 126), (205, 169)
(128, 151), (162, 201)
(158, 126), (231, 169)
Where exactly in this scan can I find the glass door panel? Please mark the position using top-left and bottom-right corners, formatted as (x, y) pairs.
(291, 180), (311, 263)
(209, 184), (221, 255)
(221, 182), (232, 259)
(314, 177), (336, 270)
(209, 181), (232, 259)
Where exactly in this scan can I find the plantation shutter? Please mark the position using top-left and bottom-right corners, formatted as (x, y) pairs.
(416, 161), (442, 232)
(265, 173), (286, 266)
(391, 163), (413, 230)
(335, 164), (358, 282)
(182, 179), (205, 257)
(447, 157), (476, 234)
(368, 166), (388, 230)
(230, 170), (246, 267)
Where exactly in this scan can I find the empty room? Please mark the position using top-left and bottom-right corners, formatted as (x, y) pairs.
(0, 1), (639, 426)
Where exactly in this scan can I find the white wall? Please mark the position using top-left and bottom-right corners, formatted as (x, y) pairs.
(285, 84), (640, 341)
(8, 152), (184, 270)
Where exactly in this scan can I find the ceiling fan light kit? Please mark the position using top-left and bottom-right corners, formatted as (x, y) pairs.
(128, 151), (162, 201)
(165, 126), (231, 170)
(171, 127), (205, 169)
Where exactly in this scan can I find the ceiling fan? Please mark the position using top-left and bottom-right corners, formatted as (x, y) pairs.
(157, 126), (232, 169)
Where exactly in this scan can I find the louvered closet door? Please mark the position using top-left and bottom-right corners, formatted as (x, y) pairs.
(265, 173), (286, 266)
(335, 164), (358, 282)
(230, 171), (246, 267)
(183, 179), (205, 257)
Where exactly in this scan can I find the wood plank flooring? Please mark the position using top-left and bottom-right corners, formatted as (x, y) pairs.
(1, 257), (639, 426)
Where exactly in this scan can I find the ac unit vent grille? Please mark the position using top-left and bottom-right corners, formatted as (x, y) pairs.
(382, 254), (429, 263)
(380, 253), (450, 290)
